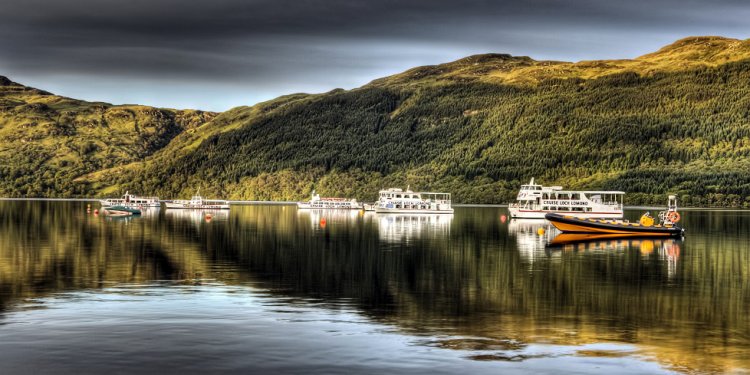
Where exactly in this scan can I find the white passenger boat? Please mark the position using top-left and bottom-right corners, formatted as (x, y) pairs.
(508, 178), (624, 219)
(297, 191), (363, 210)
(100, 191), (160, 208)
(164, 190), (230, 209)
(374, 188), (453, 214)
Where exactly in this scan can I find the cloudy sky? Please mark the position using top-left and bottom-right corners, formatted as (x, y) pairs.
(1, 0), (748, 111)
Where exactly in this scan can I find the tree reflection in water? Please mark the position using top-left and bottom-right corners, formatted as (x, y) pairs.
(0, 201), (747, 373)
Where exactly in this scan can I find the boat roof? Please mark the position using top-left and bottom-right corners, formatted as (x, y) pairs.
(521, 178), (624, 195)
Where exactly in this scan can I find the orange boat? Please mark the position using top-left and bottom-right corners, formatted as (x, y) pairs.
(545, 195), (685, 238)
(545, 213), (684, 237)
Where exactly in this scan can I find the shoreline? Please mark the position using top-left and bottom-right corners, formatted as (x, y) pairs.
(0, 197), (746, 211)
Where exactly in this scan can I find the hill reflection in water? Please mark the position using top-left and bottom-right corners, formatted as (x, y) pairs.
(0, 201), (747, 373)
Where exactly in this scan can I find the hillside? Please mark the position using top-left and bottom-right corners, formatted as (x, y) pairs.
(4, 36), (750, 206)
(0, 77), (216, 196)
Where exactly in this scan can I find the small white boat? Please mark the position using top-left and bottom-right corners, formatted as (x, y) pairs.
(165, 190), (230, 210)
(101, 191), (160, 208)
(374, 187), (453, 214)
(297, 191), (363, 210)
(101, 205), (142, 216)
(508, 178), (624, 219)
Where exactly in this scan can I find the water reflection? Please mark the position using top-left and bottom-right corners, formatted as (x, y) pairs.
(164, 208), (230, 227)
(375, 213), (452, 243)
(0, 202), (747, 374)
(297, 208), (361, 231)
(506, 219), (556, 262)
(547, 235), (683, 279)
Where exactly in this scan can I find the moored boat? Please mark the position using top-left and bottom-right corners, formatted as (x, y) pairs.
(101, 191), (160, 208)
(545, 196), (684, 237)
(508, 178), (624, 219)
(374, 187), (453, 214)
(102, 205), (142, 216)
(165, 190), (230, 210)
(297, 191), (363, 210)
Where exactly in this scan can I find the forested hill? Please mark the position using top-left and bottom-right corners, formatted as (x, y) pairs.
(0, 76), (216, 196)
(5, 36), (750, 206)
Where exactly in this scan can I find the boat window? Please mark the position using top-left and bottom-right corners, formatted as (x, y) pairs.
(572, 193), (580, 200)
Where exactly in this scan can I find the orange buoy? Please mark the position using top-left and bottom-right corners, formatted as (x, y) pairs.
(500, 215), (507, 223)
(320, 218), (327, 227)
(537, 228), (545, 235)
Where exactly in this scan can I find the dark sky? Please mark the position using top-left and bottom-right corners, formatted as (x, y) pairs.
(1, 0), (748, 111)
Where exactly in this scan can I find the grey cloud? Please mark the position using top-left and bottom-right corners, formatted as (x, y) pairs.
(1, 0), (748, 111)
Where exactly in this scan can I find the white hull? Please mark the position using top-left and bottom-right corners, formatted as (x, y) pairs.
(100, 200), (160, 208)
(297, 202), (363, 210)
(508, 207), (622, 219)
(165, 202), (229, 209)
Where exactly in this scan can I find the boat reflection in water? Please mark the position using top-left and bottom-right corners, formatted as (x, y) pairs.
(506, 219), (557, 261)
(549, 233), (681, 254)
(547, 233), (682, 278)
(297, 208), (453, 244)
(297, 208), (361, 230)
(376, 213), (452, 243)
(164, 208), (229, 227)
(101, 206), (160, 222)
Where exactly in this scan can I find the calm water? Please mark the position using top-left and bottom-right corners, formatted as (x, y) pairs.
(0, 201), (748, 374)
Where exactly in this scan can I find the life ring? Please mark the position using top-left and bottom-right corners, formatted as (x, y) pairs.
(667, 211), (681, 223)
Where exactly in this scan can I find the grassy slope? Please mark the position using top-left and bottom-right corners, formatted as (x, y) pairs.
(6, 36), (750, 205)
(0, 77), (216, 197)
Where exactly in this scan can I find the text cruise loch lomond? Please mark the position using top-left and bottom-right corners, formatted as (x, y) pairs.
(508, 178), (624, 219)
